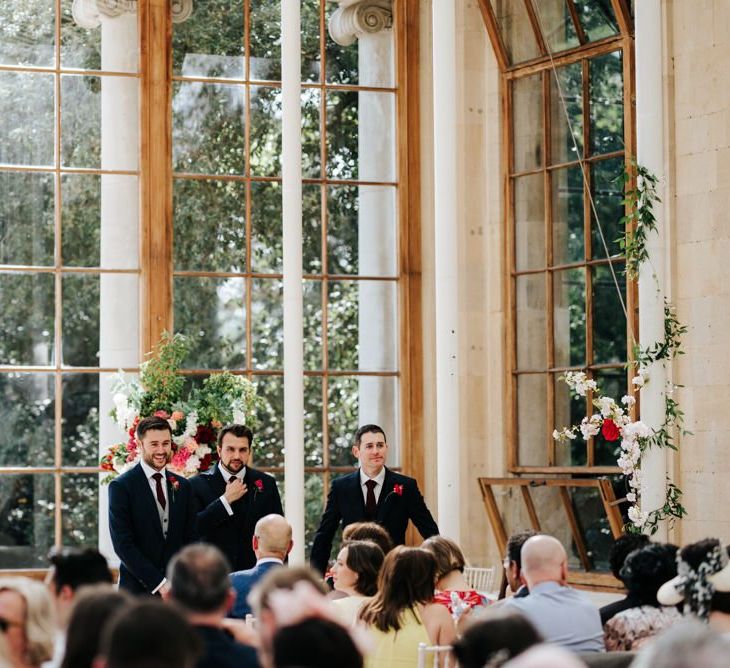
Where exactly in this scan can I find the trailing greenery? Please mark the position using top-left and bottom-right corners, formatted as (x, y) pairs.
(634, 301), (688, 367)
(139, 332), (191, 416)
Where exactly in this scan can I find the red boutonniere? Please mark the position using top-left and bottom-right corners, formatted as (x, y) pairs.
(393, 484), (404, 496)
(167, 474), (180, 501)
(254, 479), (264, 496)
(601, 418), (620, 442)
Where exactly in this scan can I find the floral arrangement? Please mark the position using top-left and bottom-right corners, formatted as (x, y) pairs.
(100, 333), (263, 481)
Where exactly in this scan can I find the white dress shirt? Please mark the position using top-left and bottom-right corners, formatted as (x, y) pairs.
(359, 467), (386, 504)
(138, 459), (170, 593)
(219, 463), (247, 516)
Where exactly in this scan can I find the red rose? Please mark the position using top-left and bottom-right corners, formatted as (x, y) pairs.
(393, 484), (404, 496)
(601, 418), (620, 442)
(195, 425), (216, 444)
(199, 453), (213, 471)
(167, 475), (180, 491)
(254, 479), (264, 492)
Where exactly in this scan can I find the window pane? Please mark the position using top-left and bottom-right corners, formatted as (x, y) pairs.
(0, 474), (54, 568)
(573, 0), (619, 42)
(328, 280), (397, 371)
(0, 172), (54, 266)
(517, 374), (548, 466)
(303, 184), (322, 274)
(62, 274), (100, 367)
(591, 157), (624, 259)
(301, 0), (321, 82)
(0, 0), (54, 67)
(551, 166), (584, 266)
(325, 91), (356, 181)
(592, 262), (626, 364)
(302, 89), (322, 179)
(514, 174), (545, 271)
(328, 185), (397, 276)
(328, 376), (398, 467)
(254, 375), (284, 467)
(0, 72), (54, 167)
(512, 74), (543, 172)
(590, 51), (624, 155)
(0, 272), (54, 366)
(490, 0), (541, 64)
(173, 82), (246, 175)
(62, 473), (99, 547)
(174, 178), (246, 272)
(533, 0), (580, 53)
(554, 373), (587, 465)
(305, 375), (323, 466)
(250, 0), (281, 81)
(174, 276), (246, 369)
(62, 374), (99, 466)
(305, 473), (325, 558)
(251, 181), (282, 274)
(61, 0), (102, 71)
(550, 62), (583, 165)
(250, 86), (282, 177)
(571, 484), (615, 570)
(252, 278), (283, 370)
(0, 373), (54, 466)
(515, 274), (547, 370)
(61, 75), (101, 169)
(303, 280), (323, 371)
(62, 174), (100, 267)
(172, 0), (244, 79)
(594, 368), (627, 465)
(553, 268), (586, 368)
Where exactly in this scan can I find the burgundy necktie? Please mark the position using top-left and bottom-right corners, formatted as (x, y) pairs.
(365, 479), (377, 518)
(229, 476), (237, 484)
(152, 472), (166, 510)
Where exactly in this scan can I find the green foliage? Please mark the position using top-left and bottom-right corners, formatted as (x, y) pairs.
(634, 301), (688, 366)
(192, 372), (264, 429)
(139, 333), (191, 416)
(631, 480), (687, 536)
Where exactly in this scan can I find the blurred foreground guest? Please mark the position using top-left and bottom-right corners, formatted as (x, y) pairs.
(630, 620), (730, 668)
(505, 535), (604, 653)
(604, 543), (680, 651)
(43, 547), (113, 667)
(359, 546), (455, 667)
(165, 544), (259, 668)
(331, 541), (384, 626)
(501, 530), (538, 599)
(0, 577), (55, 668)
(272, 617), (363, 667)
(600, 534), (651, 624)
(452, 609), (542, 668)
(342, 522), (394, 556)
(502, 644), (587, 668)
(422, 536), (488, 617)
(60, 587), (133, 668)
(94, 599), (201, 668)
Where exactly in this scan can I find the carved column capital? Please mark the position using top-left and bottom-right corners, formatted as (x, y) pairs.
(328, 0), (393, 47)
(72, 0), (193, 29)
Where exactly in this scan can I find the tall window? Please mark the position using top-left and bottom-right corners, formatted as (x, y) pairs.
(0, 2), (139, 566)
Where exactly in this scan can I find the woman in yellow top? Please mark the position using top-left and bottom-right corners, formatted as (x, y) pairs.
(359, 546), (456, 667)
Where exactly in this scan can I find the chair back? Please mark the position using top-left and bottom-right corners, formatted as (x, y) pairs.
(463, 566), (495, 593)
(417, 643), (452, 668)
(245, 613), (257, 629)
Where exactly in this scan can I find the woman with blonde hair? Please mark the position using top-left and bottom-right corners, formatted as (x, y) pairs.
(359, 546), (455, 667)
(0, 577), (55, 668)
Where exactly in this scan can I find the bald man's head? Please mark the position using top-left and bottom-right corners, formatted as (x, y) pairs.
(254, 514), (293, 560)
(520, 535), (568, 589)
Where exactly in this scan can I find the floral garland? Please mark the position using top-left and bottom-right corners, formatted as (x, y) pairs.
(100, 333), (263, 481)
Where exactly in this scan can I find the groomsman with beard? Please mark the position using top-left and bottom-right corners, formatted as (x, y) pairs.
(310, 424), (439, 575)
(190, 424), (283, 572)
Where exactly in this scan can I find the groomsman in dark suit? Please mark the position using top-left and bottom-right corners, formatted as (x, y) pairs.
(108, 415), (197, 595)
(190, 424), (283, 572)
(310, 424), (439, 575)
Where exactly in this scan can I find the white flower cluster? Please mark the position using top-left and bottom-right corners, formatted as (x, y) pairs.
(563, 371), (598, 397)
(173, 411), (199, 447)
(632, 368), (649, 388)
(552, 427), (578, 443)
(617, 420), (652, 529)
(231, 397), (248, 425)
(113, 391), (138, 432)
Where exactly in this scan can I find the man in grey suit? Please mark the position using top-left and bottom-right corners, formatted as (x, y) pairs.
(229, 514), (293, 619)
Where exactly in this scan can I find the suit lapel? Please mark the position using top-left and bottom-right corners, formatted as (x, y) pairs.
(349, 471), (367, 517)
(375, 468), (394, 520)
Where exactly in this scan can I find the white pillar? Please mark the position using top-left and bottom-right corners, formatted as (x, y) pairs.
(281, 0), (305, 564)
(432, 0), (461, 541)
(635, 0), (668, 540)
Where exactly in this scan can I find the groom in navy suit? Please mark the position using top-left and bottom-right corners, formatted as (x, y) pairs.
(190, 424), (283, 572)
(108, 415), (197, 595)
(310, 424), (439, 575)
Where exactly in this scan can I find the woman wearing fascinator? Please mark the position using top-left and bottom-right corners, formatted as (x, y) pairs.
(657, 538), (730, 623)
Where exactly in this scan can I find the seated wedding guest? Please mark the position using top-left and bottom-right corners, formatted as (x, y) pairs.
(164, 544), (259, 668)
(230, 514), (293, 620)
(452, 609), (542, 668)
(505, 535), (604, 653)
(0, 577), (55, 668)
(604, 542), (680, 651)
(422, 535), (488, 615)
(358, 546), (456, 667)
(501, 530), (538, 599)
(331, 541), (384, 626)
(59, 586), (133, 668)
(271, 617), (363, 667)
(630, 620), (730, 668)
(599, 533), (650, 624)
(96, 599), (201, 668)
(707, 547), (730, 633)
(43, 547), (113, 667)
(502, 644), (587, 668)
(342, 522), (394, 556)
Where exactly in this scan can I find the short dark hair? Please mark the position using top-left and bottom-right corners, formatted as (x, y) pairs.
(47, 547), (112, 592)
(506, 530), (538, 570)
(100, 600), (201, 668)
(342, 522), (393, 555)
(272, 618), (363, 668)
(608, 533), (650, 580)
(354, 424), (386, 447)
(345, 541), (384, 597)
(136, 416), (172, 440)
(620, 543), (678, 606)
(167, 544), (231, 613)
(217, 424), (254, 449)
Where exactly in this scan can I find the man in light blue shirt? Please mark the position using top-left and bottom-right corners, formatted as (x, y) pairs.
(506, 535), (605, 653)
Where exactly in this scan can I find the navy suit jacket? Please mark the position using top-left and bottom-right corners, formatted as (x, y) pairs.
(108, 463), (196, 594)
(189, 467), (283, 572)
(194, 625), (260, 668)
(229, 559), (283, 619)
(310, 468), (439, 574)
